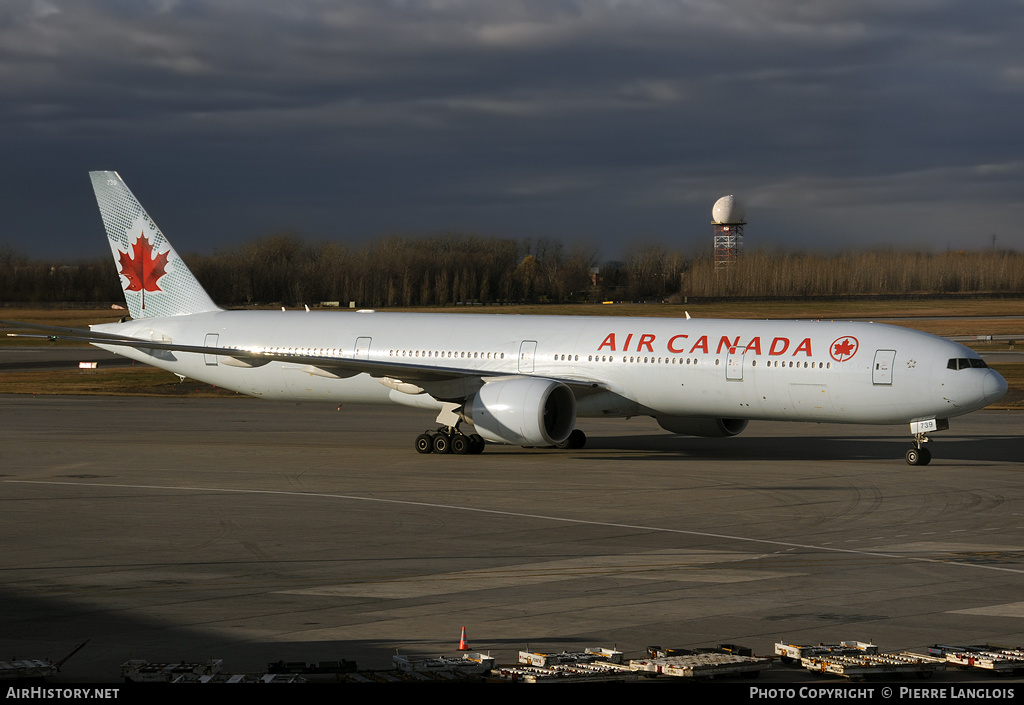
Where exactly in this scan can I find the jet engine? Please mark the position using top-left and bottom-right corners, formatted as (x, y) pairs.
(469, 378), (576, 446)
(655, 416), (748, 437)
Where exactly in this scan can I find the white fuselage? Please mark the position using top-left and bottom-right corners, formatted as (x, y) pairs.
(92, 310), (1006, 427)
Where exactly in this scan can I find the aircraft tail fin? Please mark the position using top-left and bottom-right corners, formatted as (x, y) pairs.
(89, 171), (220, 319)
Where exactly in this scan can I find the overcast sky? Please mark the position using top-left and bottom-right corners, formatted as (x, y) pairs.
(2, 0), (1023, 261)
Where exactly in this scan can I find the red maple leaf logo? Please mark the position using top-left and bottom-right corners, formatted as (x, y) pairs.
(118, 232), (170, 310)
(830, 336), (859, 362)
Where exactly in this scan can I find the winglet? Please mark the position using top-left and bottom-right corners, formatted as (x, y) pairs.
(90, 171), (219, 319)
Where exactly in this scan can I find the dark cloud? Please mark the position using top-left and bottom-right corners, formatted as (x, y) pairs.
(1, 0), (1022, 260)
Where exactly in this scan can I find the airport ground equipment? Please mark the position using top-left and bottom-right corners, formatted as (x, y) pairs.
(652, 643), (753, 658)
(628, 651), (771, 679)
(929, 644), (1024, 674)
(393, 652), (495, 675)
(0, 640), (88, 681)
(0, 659), (58, 681)
(175, 672), (305, 683)
(267, 659), (357, 677)
(775, 639), (877, 664)
(518, 647), (622, 666)
(799, 651), (945, 680)
(120, 658), (223, 682)
(629, 645), (769, 679)
(490, 661), (635, 683)
(122, 657), (309, 683)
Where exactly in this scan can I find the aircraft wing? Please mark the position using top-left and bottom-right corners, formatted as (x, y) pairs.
(0, 320), (607, 393)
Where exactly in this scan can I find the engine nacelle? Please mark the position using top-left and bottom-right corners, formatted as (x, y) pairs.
(469, 378), (576, 446)
(655, 416), (748, 438)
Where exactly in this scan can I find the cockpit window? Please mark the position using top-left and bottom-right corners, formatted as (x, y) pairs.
(947, 358), (988, 370)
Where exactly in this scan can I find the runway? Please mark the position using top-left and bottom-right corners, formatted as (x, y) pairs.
(1, 394), (1023, 682)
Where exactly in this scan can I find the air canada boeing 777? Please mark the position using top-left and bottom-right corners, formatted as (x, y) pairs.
(2, 172), (1008, 465)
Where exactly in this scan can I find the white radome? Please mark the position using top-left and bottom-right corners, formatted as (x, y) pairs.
(712, 195), (745, 224)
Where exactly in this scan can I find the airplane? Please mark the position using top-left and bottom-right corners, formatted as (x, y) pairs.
(1, 171), (1008, 465)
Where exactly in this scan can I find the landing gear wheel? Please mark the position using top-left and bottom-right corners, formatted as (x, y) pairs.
(906, 447), (931, 466)
(468, 434), (485, 454)
(451, 434), (470, 455)
(432, 433), (452, 454)
(415, 433), (434, 454)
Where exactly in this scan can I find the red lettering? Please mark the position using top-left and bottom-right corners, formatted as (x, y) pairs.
(793, 338), (812, 356)
(717, 336), (740, 354)
(743, 336), (762, 355)
(624, 333), (633, 351)
(689, 335), (709, 354)
(598, 333), (616, 351)
(667, 335), (689, 353)
(769, 337), (790, 355)
(638, 334), (655, 352)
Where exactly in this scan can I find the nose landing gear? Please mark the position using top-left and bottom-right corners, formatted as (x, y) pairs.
(905, 418), (947, 466)
(905, 445), (931, 466)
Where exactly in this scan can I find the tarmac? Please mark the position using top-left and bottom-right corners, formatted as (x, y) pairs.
(1, 393), (1023, 682)
(0, 346), (129, 371)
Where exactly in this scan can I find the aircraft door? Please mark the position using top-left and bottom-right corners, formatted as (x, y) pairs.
(204, 333), (219, 366)
(519, 341), (537, 373)
(872, 349), (896, 385)
(354, 337), (372, 360)
(726, 349), (744, 380)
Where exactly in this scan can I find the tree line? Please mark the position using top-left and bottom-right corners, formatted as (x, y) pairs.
(1, 236), (1022, 307)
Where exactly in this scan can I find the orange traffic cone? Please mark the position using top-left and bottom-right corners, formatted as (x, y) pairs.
(458, 626), (469, 651)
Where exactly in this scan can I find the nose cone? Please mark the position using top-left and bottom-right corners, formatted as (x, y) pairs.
(984, 369), (1008, 405)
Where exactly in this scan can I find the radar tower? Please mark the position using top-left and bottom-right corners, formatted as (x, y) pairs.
(712, 195), (745, 269)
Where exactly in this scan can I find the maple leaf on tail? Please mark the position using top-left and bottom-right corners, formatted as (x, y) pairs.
(118, 232), (170, 310)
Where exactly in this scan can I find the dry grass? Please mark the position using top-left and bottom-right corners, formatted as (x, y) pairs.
(0, 308), (124, 328)
(4, 299), (1022, 324)
(391, 299), (1024, 319)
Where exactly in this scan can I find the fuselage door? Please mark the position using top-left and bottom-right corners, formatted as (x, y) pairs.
(204, 333), (219, 366)
(726, 349), (744, 380)
(872, 349), (896, 385)
(519, 341), (537, 373)
(354, 337), (372, 360)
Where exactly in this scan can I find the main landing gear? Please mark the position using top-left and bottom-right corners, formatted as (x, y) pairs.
(415, 428), (485, 455)
(416, 404), (486, 455)
(413, 427), (588, 454)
